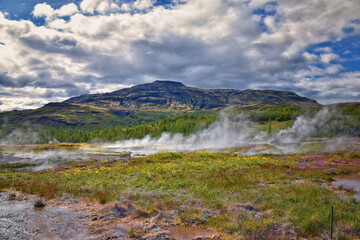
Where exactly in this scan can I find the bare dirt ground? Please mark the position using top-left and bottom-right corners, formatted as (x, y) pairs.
(0, 191), (223, 240)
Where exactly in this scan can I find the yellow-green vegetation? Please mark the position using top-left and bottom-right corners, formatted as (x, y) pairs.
(1, 151), (359, 238)
(259, 120), (294, 133)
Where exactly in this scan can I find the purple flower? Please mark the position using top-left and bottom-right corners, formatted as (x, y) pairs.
(301, 157), (327, 163)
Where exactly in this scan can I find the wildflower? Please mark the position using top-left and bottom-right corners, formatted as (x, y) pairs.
(54, 168), (65, 171)
(298, 164), (310, 169)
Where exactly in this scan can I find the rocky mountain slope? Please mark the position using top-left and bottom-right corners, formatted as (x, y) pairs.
(0, 81), (319, 127)
(65, 81), (319, 111)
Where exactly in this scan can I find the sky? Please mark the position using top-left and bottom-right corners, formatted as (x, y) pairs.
(0, 0), (359, 111)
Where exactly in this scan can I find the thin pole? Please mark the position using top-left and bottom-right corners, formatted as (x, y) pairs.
(330, 206), (334, 240)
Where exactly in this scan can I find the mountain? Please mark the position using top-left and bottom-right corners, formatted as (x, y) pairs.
(0, 81), (319, 127)
(65, 80), (319, 110)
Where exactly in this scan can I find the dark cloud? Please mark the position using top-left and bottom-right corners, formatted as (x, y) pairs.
(19, 36), (88, 59)
(65, 86), (90, 96)
(0, 73), (31, 88)
(56, 38), (77, 47)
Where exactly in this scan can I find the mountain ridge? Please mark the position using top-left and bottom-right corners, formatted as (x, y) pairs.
(0, 81), (321, 127)
(64, 80), (319, 110)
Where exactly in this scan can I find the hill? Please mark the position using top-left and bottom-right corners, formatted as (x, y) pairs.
(65, 80), (319, 110)
(0, 81), (319, 127)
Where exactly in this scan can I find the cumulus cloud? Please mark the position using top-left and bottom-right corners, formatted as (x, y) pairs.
(252, 0), (360, 58)
(33, 3), (55, 19)
(320, 53), (340, 64)
(121, 3), (131, 11)
(0, 0), (359, 111)
(133, 0), (155, 10)
(33, 2), (79, 20)
(80, 0), (110, 14)
(56, 3), (79, 17)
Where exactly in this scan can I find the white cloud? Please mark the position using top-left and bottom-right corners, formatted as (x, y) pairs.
(121, 3), (131, 12)
(80, 0), (110, 14)
(302, 52), (318, 62)
(253, 0), (360, 58)
(110, 3), (120, 11)
(56, 3), (79, 17)
(96, 1), (111, 13)
(121, 3), (131, 11)
(33, 3), (55, 19)
(314, 47), (332, 53)
(263, 16), (277, 32)
(47, 19), (67, 29)
(133, 0), (155, 10)
(320, 53), (339, 64)
(325, 64), (343, 75)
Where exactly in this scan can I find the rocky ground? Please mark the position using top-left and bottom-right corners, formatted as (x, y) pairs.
(0, 191), (224, 240)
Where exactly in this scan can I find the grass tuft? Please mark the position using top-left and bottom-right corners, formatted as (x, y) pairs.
(96, 189), (110, 204)
(34, 200), (45, 209)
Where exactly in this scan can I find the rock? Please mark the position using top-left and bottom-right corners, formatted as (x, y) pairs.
(201, 210), (211, 218)
(290, 179), (305, 184)
(166, 210), (179, 219)
(192, 236), (220, 240)
(183, 217), (207, 226)
(146, 223), (160, 231)
(112, 201), (135, 218)
(133, 210), (150, 219)
(228, 203), (259, 215)
(59, 194), (79, 203)
(255, 213), (263, 221)
(156, 212), (165, 219)
(144, 232), (170, 240)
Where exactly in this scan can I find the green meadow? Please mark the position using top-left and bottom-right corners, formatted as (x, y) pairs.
(1, 150), (359, 239)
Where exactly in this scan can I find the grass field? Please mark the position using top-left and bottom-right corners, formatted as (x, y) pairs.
(1, 147), (359, 239)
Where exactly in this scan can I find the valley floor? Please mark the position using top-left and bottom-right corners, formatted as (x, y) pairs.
(0, 142), (360, 239)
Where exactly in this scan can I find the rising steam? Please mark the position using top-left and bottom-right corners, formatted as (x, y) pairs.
(0, 129), (40, 146)
(104, 107), (358, 155)
(11, 150), (89, 170)
(104, 112), (257, 155)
